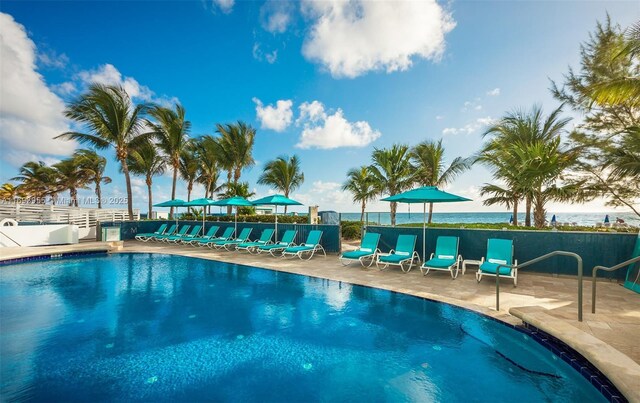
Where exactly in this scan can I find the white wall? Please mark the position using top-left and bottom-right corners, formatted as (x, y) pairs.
(0, 225), (79, 247)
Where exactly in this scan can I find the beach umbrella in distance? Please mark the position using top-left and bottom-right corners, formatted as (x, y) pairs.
(213, 196), (254, 234)
(154, 199), (187, 226)
(509, 215), (513, 225)
(381, 186), (471, 261)
(251, 194), (303, 241)
(604, 214), (610, 224)
(551, 214), (557, 227)
(184, 198), (218, 235)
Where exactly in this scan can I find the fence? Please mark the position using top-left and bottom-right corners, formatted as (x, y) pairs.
(367, 225), (638, 279)
(0, 203), (139, 239)
(101, 220), (342, 253)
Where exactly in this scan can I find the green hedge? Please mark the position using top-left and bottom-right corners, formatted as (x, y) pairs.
(178, 214), (308, 224)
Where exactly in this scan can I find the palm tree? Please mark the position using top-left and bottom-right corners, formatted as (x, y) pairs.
(147, 104), (191, 218)
(54, 157), (90, 207)
(127, 141), (166, 217)
(410, 139), (470, 223)
(478, 105), (580, 228)
(74, 149), (111, 208)
(12, 161), (59, 203)
(257, 155), (304, 213)
(215, 121), (256, 183)
(179, 145), (200, 207)
(342, 166), (378, 222)
(213, 121), (256, 214)
(56, 84), (150, 219)
(369, 144), (414, 226)
(0, 183), (26, 201)
(478, 105), (571, 226)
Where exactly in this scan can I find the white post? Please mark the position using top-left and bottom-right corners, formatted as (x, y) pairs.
(422, 202), (426, 263)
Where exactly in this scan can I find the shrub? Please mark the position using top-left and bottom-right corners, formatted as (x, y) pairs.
(341, 220), (363, 240)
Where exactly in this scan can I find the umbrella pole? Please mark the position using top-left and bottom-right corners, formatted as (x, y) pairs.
(275, 205), (278, 241)
(235, 207), (238, 236)
(422, 203), (426, 263)
(202, 208), (205, 236)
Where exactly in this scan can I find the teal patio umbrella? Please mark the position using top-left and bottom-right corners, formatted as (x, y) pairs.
(184, 198), (217, 235)
(213, 196), (254, 234)
(251, 194), (303, 241)
(154, 199), (187, 227)
(381, 186), (471, 261)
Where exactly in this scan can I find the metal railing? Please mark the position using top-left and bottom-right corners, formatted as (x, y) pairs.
(0, 230), (21, 246)
(591, 255), (640, 314)
(495, 251), (584, 322)
(0, 203), (139, 229)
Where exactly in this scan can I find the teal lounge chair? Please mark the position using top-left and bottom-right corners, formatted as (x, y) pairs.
(476, 238), (517, 286)
(148, 224), (177, 241)
(282, 230), (326, 260)
(339, 232), (381, 267)
(166, 225), (201, 243)
(186, 226), (219, 246)
(195, 227), (235, 247)
(376, 234), (419, 273)
(421, 236), (462, 278)
(256, 230), (297, 257)
(208, 228), (253, 250)
(135, 223), (168, 242)
(157, 225), (190, 242)
(236, 228), (275, 253)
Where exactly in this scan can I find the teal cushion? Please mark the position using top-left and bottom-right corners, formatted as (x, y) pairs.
(342, 250), (374, 260)
(378, 254), (409, 264)
(423, 258), (456, 269)
(284, 245), (313, 253)
(480, 262), (511, 275)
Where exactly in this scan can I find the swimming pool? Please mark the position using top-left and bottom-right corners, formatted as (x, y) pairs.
(0, 253), (608, 402)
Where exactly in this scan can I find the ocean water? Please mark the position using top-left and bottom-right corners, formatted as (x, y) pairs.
(340, 211), (640, 227)
(0, 253), (606, 402)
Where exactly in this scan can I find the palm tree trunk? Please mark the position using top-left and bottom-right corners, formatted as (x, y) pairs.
(95, 181), (102, 208)
(512, 200), (519, 226)
(121, 158), (135, 220)
(147, 177), (153, 219)
(525, 194), (532, 227)
(68, 189), (74, 206)
(360, 201), (366, 223)
(427, 202), (434, 224)
(533, 192), (546, 228)
(170, 166), (178, 219)
(390, 201), (397, 226)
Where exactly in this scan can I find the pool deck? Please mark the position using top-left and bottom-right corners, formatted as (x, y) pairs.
(2, 240), (639, 401)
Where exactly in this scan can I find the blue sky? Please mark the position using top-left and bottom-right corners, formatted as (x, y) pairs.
(1, 0), (638, 214)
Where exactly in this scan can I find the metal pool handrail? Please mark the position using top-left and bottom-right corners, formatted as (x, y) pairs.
(494, 251), (584, 322)
(591, 255), (640, 314)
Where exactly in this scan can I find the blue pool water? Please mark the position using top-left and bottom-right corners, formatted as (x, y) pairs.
(1, 253), (606, 402)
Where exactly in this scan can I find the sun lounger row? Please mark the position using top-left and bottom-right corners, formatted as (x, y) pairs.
(135, 224), (326, 260)
(340, 232), (517, 285)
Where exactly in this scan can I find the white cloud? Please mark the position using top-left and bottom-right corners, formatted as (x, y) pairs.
(77, 63), (178, 106)
(295, 101), (381, 149)
(435, 115), (444, 120)
(486, 88), (501, 96)
(260, 0), (294, 33)
(0, 12), (76, 161)
(462, 100), (482, 111)
(252, 43), (278, 64)
(442, 117), (495, 136)
(252, 98), (293, 132)
(37, 49), (69, 69)
(301, 0), (455, 78)
(51, 81), (77, 96)
(212, 0), (234, 14)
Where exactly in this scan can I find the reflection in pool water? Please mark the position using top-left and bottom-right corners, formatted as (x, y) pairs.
(0, 253), (605, 402)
